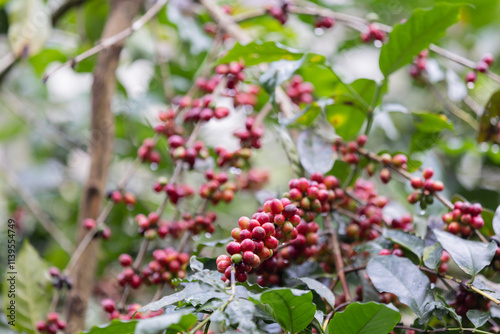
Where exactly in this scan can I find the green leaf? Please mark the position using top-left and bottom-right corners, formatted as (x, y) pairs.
(225, 298), (257, 333)
(297, 64), (339, 97)
(218, 41), (303, 66)
(423, 243), (443, 270)
(295, 277), (336, 308)
(327, 302), (401, 334)
(296, 104), (322, 126)
(326, 79), (385, 140)
(82, 320), (137, 334)
(296, 130), (335, 175)
(433, 230), (497, 278)
(466, 310), (490, 328)
(84, 0), (109, 43)
(260, 57), (305, 94)
(29, 49), (67, 76)
(138, 284), (206, 312)
(478, 90), (500, 143)
(7, 0), (52, 57)
(134, 311), (197, 334)
(260, 289), (316, 333)
(383, 229), (425, 258)
(379, 3), (461, 76)
(366, 255), (434, 320)
(433, 295), (462, 325)
(412, 112), (453, 133)
(193, 237), (232, 256)
(2, 241), (51, 334)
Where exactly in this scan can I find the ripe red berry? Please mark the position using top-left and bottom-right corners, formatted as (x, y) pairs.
(465, 71), (477, 83)
(482, 53), (494, 66)
(240, 239), (255, 252)
(379, 249), (391, 256)
(471, 215), (484, 229)
(226, 242), (241, 255)
(118, 254), (133, 267)
(102, 299), (116, 313)
(83, 218), (96, 230)
(252, 226), (266, 240)
(130, 275), (142, 289)
(47, 312), (59, 322)
(379, 168), (391, 184)
(283, 204), (297, 218)
(410, 177), (423, 189)
(392, 154), (408, 167)
(262, 222), (275, 237)
(448, 222), (461, 234)
(36, 320), (47, 331)
(476, 61), (489, 73)
(356, 134), (368, 147)
(49, 267), (60, 277)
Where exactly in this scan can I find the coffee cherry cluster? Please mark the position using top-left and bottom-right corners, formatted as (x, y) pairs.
(182, 97), (230, 123)
(333, 135), (368, 165)
(452, 285), (490, 317)
(285, 173), (342, 222)
(407, 168), (444, 209)
(360, 23), (386, 43)
(200, 170), (237, 205)
(441, 201), (484, 238)
(155, 109), (184, 138)
(82, 218), (111, 239)
(233, 117), (264, 149)
(379, 244), (406, 257)
(214, 146), (253, 168)
(102, 300), (163, 320)
(343, 179), (390, 241)
(168, 135), (210, 168)
(135, 212), (163, 239)
(267, 2), (289, 25)
(314, 16), (335, 29)
(137, 138), (161, 164)
(236, 168), (270, 191)
(117, 253), (142, 289)
(465, 53), (494, 84)
(389, 213), (413, 231)
(184, 212), (217, 235)
(107, 190), (136, 206)
(438, 250), (450, 273)
(48, 267), (72, 290)
(36, 313), (66, 334)
(409, 50), (429, 78)
(141, 248), (190, 287)
(152, 178), (195, 204)
(285, 75), (314, 105)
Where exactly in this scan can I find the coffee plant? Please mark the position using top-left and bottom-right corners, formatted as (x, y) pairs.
(2, 0), (500, 334)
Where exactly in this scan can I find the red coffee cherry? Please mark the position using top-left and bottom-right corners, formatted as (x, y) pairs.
(119, 254), (133, 267)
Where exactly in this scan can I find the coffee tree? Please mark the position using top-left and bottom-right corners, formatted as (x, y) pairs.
(2, 0), (500, 334)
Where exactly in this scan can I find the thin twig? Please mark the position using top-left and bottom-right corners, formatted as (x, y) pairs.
(43, 0), (170, 83)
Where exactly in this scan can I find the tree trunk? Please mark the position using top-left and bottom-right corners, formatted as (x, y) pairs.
(64, 1), (143, 333)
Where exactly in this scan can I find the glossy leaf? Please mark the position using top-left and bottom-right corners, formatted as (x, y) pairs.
(466, 310), (490, 328)
(366, 255), (434, 320)
(134, 311), (197, 334)
(423, 243), (443, 270)
(7, 0), (52, 57)
(412, 112), (453, 133)
(260, 289), (316, 334)
(327, 302), (401, 334)
(383, 229), (425, 258)
(478, 90), (500, 143)
(138, 284), (206, 312)
(296, 130), (335, 175)
(433, 230), (497, 278)
(260, 57), (305, 94)
(82, 320), (137, 334)
(379, 3), (461, 76)
(296, 277), (335, 308)
(218, 41), (303, 66)
(2, 241), (51, 334)
(225, 298), (257, 333)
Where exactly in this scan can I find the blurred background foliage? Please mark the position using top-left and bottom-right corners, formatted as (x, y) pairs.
(0, 0), (500, 329)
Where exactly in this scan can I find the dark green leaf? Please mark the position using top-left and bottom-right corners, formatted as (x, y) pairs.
(413, 112), (453, 133)
(478, 90), (500, 143)
(383, 229), (425, 258)
(296, 130), (335, 175)
(379, 3), (461, 76)
(218, 41), (303, 66)
(82, 320), (137, 334)
(327, 302), (401, 334)
(434, 295), (462, 325)
(134, 311), (197, 334)
(260, 57), (305, 94)
(260, 289), (316, 334)
(410, 131), (439, 153)
(84, 0), (109, 43)
(433, 230), (497, 278)
(2, 241), (51, 334)
(366, 255), (434, 319)
(295, 277), (335, 308)
(423, 243), (443, 270)
(466, 310), (490, 328)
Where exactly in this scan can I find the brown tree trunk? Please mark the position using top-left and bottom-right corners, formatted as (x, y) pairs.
(64, 1), (143, 333)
